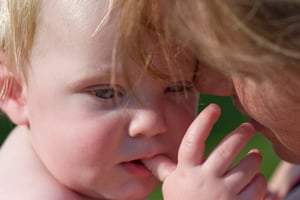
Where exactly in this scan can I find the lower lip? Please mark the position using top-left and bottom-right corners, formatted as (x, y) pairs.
(121, 162), (153, 178)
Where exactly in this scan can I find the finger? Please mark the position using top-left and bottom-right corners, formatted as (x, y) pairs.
(178, 104), (221, 168)
(224, 149), (262, 194)
(205, 123), (255, 176)
(142, 155), (176, 181)
(238, 173), (267, 200)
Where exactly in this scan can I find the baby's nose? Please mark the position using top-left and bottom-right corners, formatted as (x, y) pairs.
(128, 107), (168, 138)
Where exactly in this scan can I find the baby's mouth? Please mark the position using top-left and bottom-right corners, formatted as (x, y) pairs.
(121, 159), (152, 178)
(131, 159), (144, 166)
(121, 159), (146, 168)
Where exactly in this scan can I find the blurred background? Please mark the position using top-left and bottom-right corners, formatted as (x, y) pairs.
(0, 95), (280, 199)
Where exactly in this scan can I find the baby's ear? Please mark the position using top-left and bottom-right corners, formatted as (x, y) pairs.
(0, 51), (28, 126)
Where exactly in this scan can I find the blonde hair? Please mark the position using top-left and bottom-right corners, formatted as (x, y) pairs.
(0, 0), (40, 99)
(116, 0), (195, 83)
(118, 0), (300, 81)
(0, 0), (40, 74)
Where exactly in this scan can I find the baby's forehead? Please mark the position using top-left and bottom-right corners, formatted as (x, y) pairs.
(32, 0), (118, 53)
(38, 0), (113, 33)
(34, 0), (197, 78)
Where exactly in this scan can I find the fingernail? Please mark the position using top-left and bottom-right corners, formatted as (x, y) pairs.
(208, 103), (220, 112)
(239, 123), (255, 134)
(248, 148), (261, 155)
(247, 149), (263, 161)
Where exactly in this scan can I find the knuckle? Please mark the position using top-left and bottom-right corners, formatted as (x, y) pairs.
(215, 146), (232, 160)
(182, 135), (196, 153)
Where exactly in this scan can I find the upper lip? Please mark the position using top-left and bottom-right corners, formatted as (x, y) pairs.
(128, 154), (160, 163)
(124, 150), (163, 163)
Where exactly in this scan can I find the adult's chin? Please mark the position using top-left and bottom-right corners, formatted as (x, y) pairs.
(250, 119), (277, 144)
(273, 143), (300, 164)
(254, 123), (300, 164)
(250, 121), (300, 163)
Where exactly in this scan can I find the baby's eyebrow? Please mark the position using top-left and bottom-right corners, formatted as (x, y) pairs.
(167, 68), (197, 81)
(66, 68), (119, 89)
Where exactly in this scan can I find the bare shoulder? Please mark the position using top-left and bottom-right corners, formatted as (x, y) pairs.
(0, 126), (84, 200)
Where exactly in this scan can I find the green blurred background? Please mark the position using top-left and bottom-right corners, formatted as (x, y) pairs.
(0, 95), (280, 199)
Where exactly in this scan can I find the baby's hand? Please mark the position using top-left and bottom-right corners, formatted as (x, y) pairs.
(143, 104), (267, 200)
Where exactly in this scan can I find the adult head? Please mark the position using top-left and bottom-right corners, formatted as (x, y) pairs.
(118, 0), (300, 163)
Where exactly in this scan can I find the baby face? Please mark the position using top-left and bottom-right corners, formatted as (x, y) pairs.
(24, 0), (198, 199)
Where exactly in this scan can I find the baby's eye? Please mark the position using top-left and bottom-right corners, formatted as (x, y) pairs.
(92, 87), (124, 100)
(165, 82), (197, 104)
(165, 83), (194, 93)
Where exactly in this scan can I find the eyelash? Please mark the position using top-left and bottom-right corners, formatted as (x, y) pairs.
(165, 84), (194, 93)
(93, 88), (122, 99)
